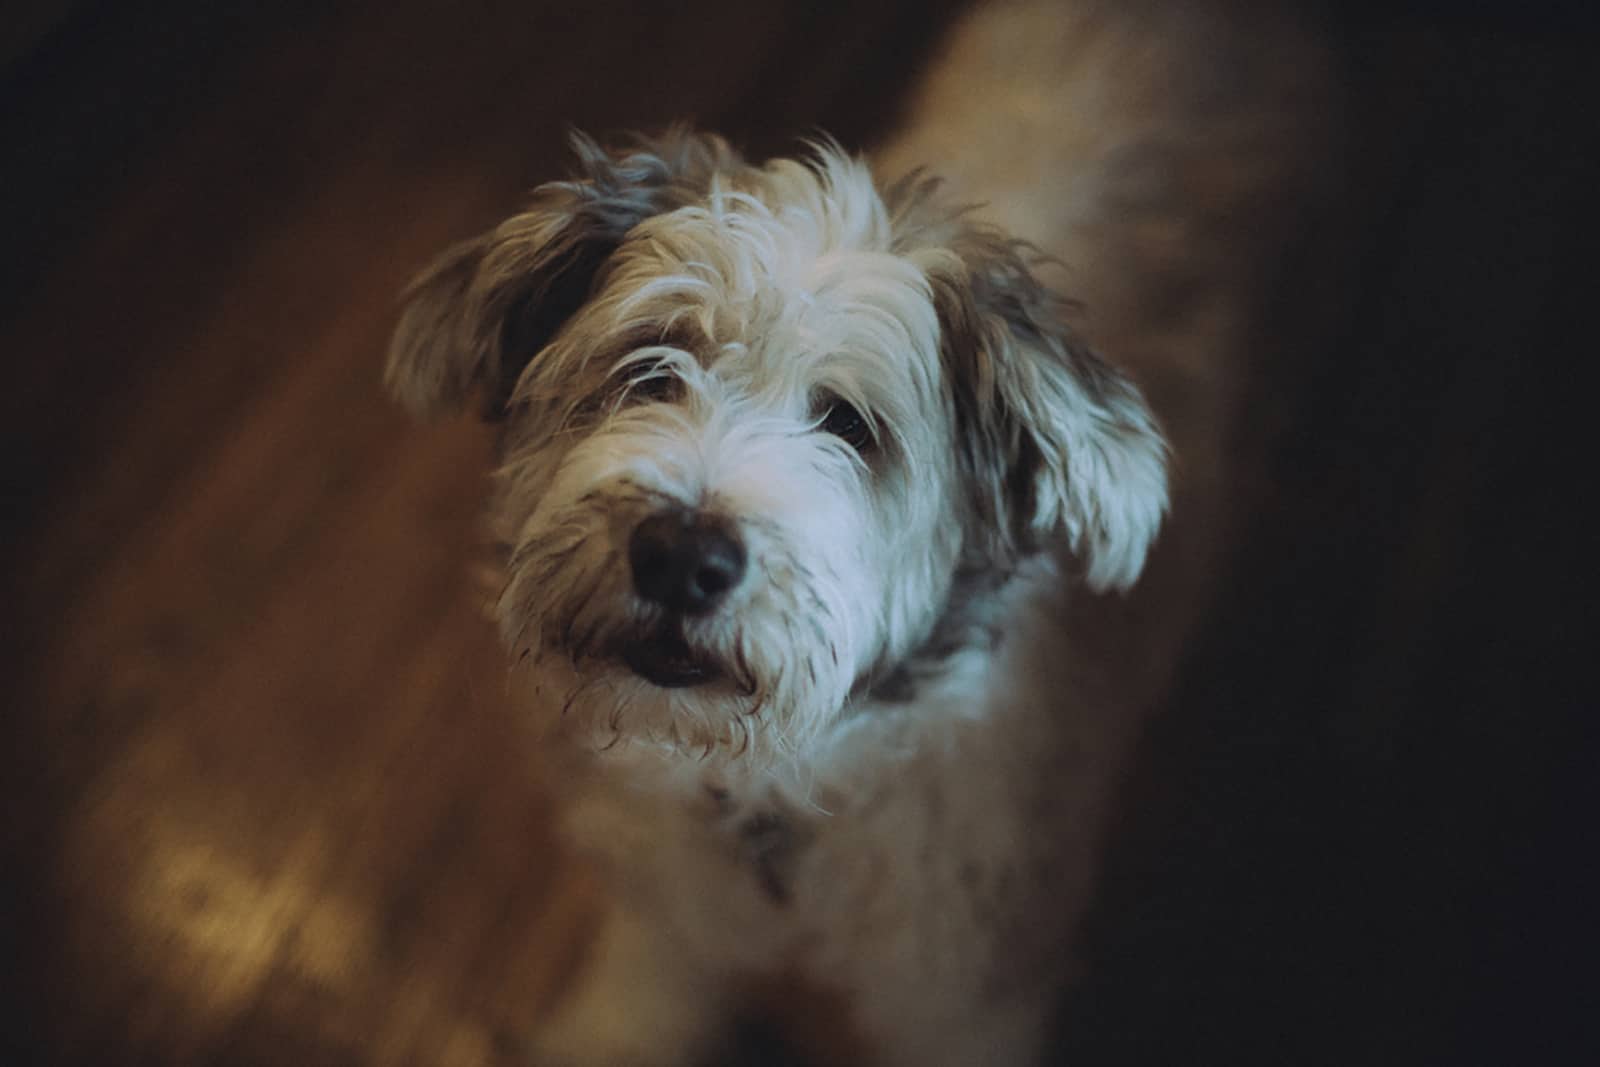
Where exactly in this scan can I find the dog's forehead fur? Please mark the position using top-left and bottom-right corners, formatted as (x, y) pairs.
(521, 149), (949, 439)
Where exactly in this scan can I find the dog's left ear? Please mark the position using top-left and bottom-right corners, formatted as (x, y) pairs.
(386, 129), (741, 419)
(909, 207), (1169, 593)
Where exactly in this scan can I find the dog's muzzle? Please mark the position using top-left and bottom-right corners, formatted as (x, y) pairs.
(621, 509), (744, 688)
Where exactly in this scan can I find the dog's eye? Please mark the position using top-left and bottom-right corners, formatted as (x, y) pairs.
(626, 372), (682, 405)
(819, 398), (874, 452)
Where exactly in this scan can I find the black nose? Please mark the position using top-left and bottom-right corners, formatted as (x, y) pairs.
(628, 511), (746, 616)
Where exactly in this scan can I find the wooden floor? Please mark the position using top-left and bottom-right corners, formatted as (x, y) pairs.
(3, 2), (1589, 1065)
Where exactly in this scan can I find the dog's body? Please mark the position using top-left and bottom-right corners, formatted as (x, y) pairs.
(520, 552), (1137, 1066)
(386, 1), (1325, 1060)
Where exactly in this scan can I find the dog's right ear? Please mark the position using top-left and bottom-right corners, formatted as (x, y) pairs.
(386, 129), (741, 419)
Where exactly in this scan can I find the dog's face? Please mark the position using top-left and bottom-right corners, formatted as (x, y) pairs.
(388, 131), (1166, 762)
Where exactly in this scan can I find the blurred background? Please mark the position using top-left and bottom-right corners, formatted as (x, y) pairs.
(2, 1), (1588, 1064)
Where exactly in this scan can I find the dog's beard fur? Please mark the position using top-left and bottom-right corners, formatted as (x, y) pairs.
(387, 130), (1168, 769)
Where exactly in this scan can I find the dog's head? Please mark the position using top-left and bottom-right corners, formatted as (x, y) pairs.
(388, 129), (1166, 762)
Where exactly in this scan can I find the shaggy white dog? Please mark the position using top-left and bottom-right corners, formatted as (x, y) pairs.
(387, 124), (1166, 1064)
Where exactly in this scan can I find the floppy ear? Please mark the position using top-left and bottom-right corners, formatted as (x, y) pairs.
(386, 128), (742, 418)
(896, 181), (1169, 592)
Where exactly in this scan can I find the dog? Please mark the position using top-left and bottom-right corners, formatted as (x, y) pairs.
(385, 120), (1167, 1064)
(377, 0), (1343, 1053)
